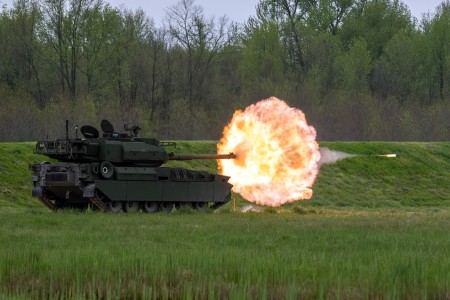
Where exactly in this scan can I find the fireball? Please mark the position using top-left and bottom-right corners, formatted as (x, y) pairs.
(217, 97), (320, 207)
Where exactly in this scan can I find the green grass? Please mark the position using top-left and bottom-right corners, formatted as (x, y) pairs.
(1, 141), (450, 298)
(2, 141), (450, 211)
(0, 143), (51, 211)
(166, 141), (450, 211)
(1, 210), (449, 299)
(308, 142), (450, 209)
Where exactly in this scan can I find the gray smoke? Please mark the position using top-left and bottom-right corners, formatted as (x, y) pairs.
(318, 147), (356, 166)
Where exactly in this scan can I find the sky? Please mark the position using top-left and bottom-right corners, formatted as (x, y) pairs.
(0, 0), (445, 26)
(107, 0), (260, 26)
(105, 0), (444, 26)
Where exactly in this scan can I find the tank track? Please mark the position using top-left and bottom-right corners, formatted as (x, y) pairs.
(39, 195), (57, 211)
(89, 196), (109, 212)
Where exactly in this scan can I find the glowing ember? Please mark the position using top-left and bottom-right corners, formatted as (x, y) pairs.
(217, 97), (321, 207)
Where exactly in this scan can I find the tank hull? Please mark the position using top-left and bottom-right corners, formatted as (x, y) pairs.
(30, 162), (232, 212)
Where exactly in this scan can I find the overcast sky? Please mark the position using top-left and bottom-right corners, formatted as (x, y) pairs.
(105, 0), (444, 26)
(0, 0), (445, 25)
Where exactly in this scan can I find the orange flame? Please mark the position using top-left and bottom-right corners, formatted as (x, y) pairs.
(217, 97), (321, 207)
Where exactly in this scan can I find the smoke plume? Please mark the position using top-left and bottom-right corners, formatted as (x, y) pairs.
(318, 147), (356, 166)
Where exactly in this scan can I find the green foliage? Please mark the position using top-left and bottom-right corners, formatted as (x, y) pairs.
(239, 22), (286, 89)
(309, 0), (354, 34)
(304, 32), (341, 97)
(1, 0), (450, 141)
(335, 38), (372, 92)
(340, 0), (413, 58)
(373, 31), (424, 101)
(422, 2), (450, 101)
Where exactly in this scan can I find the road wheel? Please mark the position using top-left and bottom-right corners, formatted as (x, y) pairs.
(124, 201), (139, 213)
(108, 201), (123, 213)
(193, 202), (208, 212)
(159, 202), (173, 213)
(142, 201), (159, 213)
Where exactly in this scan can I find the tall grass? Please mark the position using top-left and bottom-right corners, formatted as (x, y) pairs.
(1, 210), (449, 299)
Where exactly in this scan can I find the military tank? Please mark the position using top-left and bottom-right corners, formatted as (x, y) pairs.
(29, 120), (235, 213)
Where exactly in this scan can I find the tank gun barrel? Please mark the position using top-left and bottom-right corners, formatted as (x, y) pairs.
(169, 152), (236, 161)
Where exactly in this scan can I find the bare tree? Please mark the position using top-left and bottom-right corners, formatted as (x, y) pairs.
(165, 0), (231, 111)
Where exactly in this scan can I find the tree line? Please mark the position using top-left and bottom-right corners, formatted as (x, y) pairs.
(0, 0), (449, 142)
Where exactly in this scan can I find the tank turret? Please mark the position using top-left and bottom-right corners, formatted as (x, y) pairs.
(34, 120), (235, 166)
(30, 120), (235, 213)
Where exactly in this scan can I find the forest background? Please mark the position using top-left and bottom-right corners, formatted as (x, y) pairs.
(1, 0), (450, 142)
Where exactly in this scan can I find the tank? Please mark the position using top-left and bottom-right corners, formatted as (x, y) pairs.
(29, 120), (236, 213)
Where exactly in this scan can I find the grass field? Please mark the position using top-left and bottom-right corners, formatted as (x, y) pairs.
(1, 141), (450, 298)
